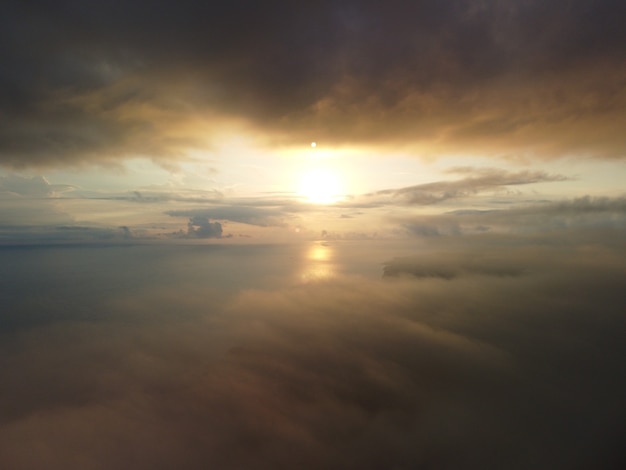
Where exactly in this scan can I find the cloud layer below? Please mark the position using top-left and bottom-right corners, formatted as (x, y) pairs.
(1, 232), (625, 469)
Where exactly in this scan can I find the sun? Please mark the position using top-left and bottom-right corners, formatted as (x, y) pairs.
(298, 169), (341, 204)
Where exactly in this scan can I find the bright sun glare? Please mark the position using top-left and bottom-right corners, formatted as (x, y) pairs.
(299, 169), (341, 204)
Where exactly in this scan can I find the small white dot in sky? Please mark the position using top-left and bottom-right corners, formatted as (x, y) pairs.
(311, 142), (316, 148)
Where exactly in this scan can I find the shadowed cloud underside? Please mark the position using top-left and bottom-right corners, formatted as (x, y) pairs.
(1, 0), (625, 167)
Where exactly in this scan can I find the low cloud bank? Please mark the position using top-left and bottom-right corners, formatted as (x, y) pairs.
(0, 235), (625, 469)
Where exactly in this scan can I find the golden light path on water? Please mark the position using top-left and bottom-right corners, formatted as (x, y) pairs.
(299, 242), (336, 282)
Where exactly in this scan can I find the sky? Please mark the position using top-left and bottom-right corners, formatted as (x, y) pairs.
(1, 1), (626, 468)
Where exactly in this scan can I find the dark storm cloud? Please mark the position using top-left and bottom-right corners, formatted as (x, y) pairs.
(1, 236), (625, 469)
(1, 0), (625, 167)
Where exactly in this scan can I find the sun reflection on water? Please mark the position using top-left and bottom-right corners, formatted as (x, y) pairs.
(300, 242), (336, 282)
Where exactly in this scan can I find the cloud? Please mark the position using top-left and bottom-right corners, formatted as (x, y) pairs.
(166, 205), (289, 227)
(0, 225), (140, 245)
(389, 195), (626, 240)
(0, 174), (74, 197)
(383, 253), (527, 280)
(186, 216), (222, 238)
(355, 167), (568, 207)
(1, 1), (625, 167)
(122, 188), (224, 204)
(0, 174), (76, 228)
(0, 234), (625, 468)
